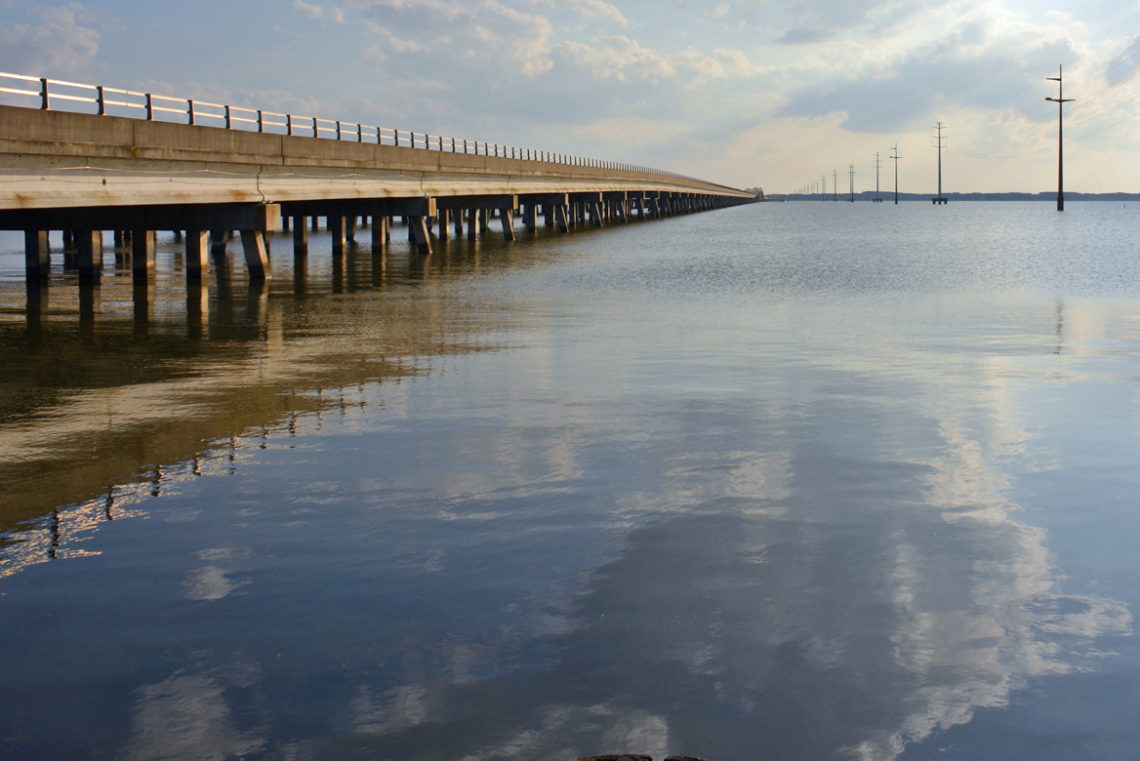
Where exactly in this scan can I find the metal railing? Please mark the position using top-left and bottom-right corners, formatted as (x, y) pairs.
(0, 71), (700, 181)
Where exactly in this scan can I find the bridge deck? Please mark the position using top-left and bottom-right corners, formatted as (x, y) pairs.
(1, 104), (756, 287)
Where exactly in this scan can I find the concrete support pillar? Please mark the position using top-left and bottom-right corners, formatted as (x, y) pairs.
(311, 215), (321, 232)
(292, 216), (308, 255)
(371, 215), (389, 255)
(499, 207), (515, 241)
(467, 209), (480, 241)
(282, 215), (291, 233)
(131, 230), (156, 281)
(240, 230), (271, 280)
(555, 204), (569, 233)
(346, 217), (356, 244)
(185, 230), (209, 279)
(329, 216), (347, 256)
(590, 202), (603, 228)
(76, 230), (104, 282)
(210, 230), (229, 258)
(24, 230), (50, 281)
(524, 204), (537, 233)
(408, 216), (432, 255)
(436, 209), (450, 241)
(452, 209), (464, 239)
(544, 204), (555, 228)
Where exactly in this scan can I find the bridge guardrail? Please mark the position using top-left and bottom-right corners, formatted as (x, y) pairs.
(0, 71), (732, 189)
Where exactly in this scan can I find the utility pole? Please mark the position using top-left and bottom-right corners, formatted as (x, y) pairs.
(890, 143), (901, 205)
(932, 122), (948, 205)
(873, 152), (882, 202)
(1046, 65), (1075, 212)
(833, 169), (838, 201)
(848, 164), (855, 202)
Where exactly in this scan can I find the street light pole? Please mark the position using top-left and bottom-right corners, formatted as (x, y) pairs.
(1046, 65), (1074, 212)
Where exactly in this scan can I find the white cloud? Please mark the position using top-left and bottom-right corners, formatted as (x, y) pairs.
(292, 0), (345, 22)
(0, 3), (98, 76)
(534, 0), (629, 27)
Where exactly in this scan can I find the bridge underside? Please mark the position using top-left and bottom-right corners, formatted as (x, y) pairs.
(0, 105), (756, 283)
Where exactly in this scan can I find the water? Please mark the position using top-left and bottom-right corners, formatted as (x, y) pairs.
(1, 202), (1139, 761)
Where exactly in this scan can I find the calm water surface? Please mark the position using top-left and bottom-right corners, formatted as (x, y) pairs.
(1, 202), (1139, 761)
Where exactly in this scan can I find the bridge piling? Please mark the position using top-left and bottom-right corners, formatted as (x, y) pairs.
(240, 230), (270, 280)
(408, 217), (431, 255)
(499, 206), (515, 241)
(185, 230), (209, 279)
(24, 230), (50, 280)
(76, 231), (103, 283)
(292, 216), (308, 255)
(131, 230), (156, 280)
(371, 216), (389, 255)
(437, 209), (450, 242)
(467, 209), (479, 241)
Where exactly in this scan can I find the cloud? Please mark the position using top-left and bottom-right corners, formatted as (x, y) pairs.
(713, 0), (935, 44)
(0, 3), (99, 76)
(534, 0), (629, 27)
(775, 9), (1079, 132)
(293, 0), (346, 22)
(1106, 34), (1140, 86)
(356, 0), (554, 77)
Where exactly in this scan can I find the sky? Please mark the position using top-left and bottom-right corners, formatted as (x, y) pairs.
(2, 0), (1140, 193)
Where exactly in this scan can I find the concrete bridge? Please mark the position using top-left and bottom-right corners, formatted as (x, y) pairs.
(0, 73), (757, 286)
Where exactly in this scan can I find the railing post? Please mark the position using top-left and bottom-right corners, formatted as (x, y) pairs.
(336, 120), (342, 140)
(224, 105), (232, 129)
(358, 124), (363, 142)
(452, 137), (456, 152)
(146, 93), (154, 120)
(257, 110), (264, 132)
(287, 114), (293, 136)
(188, 99), (195, 125)
(313, 117), (318, 137)
(40, 78), (49, 110)
(97, 85), (105, 115)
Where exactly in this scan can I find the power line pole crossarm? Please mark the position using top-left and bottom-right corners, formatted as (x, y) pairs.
(1046, 65), (1075, 212)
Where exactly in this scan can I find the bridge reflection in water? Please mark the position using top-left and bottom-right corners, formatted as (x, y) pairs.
(0, 226), (520, 575)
